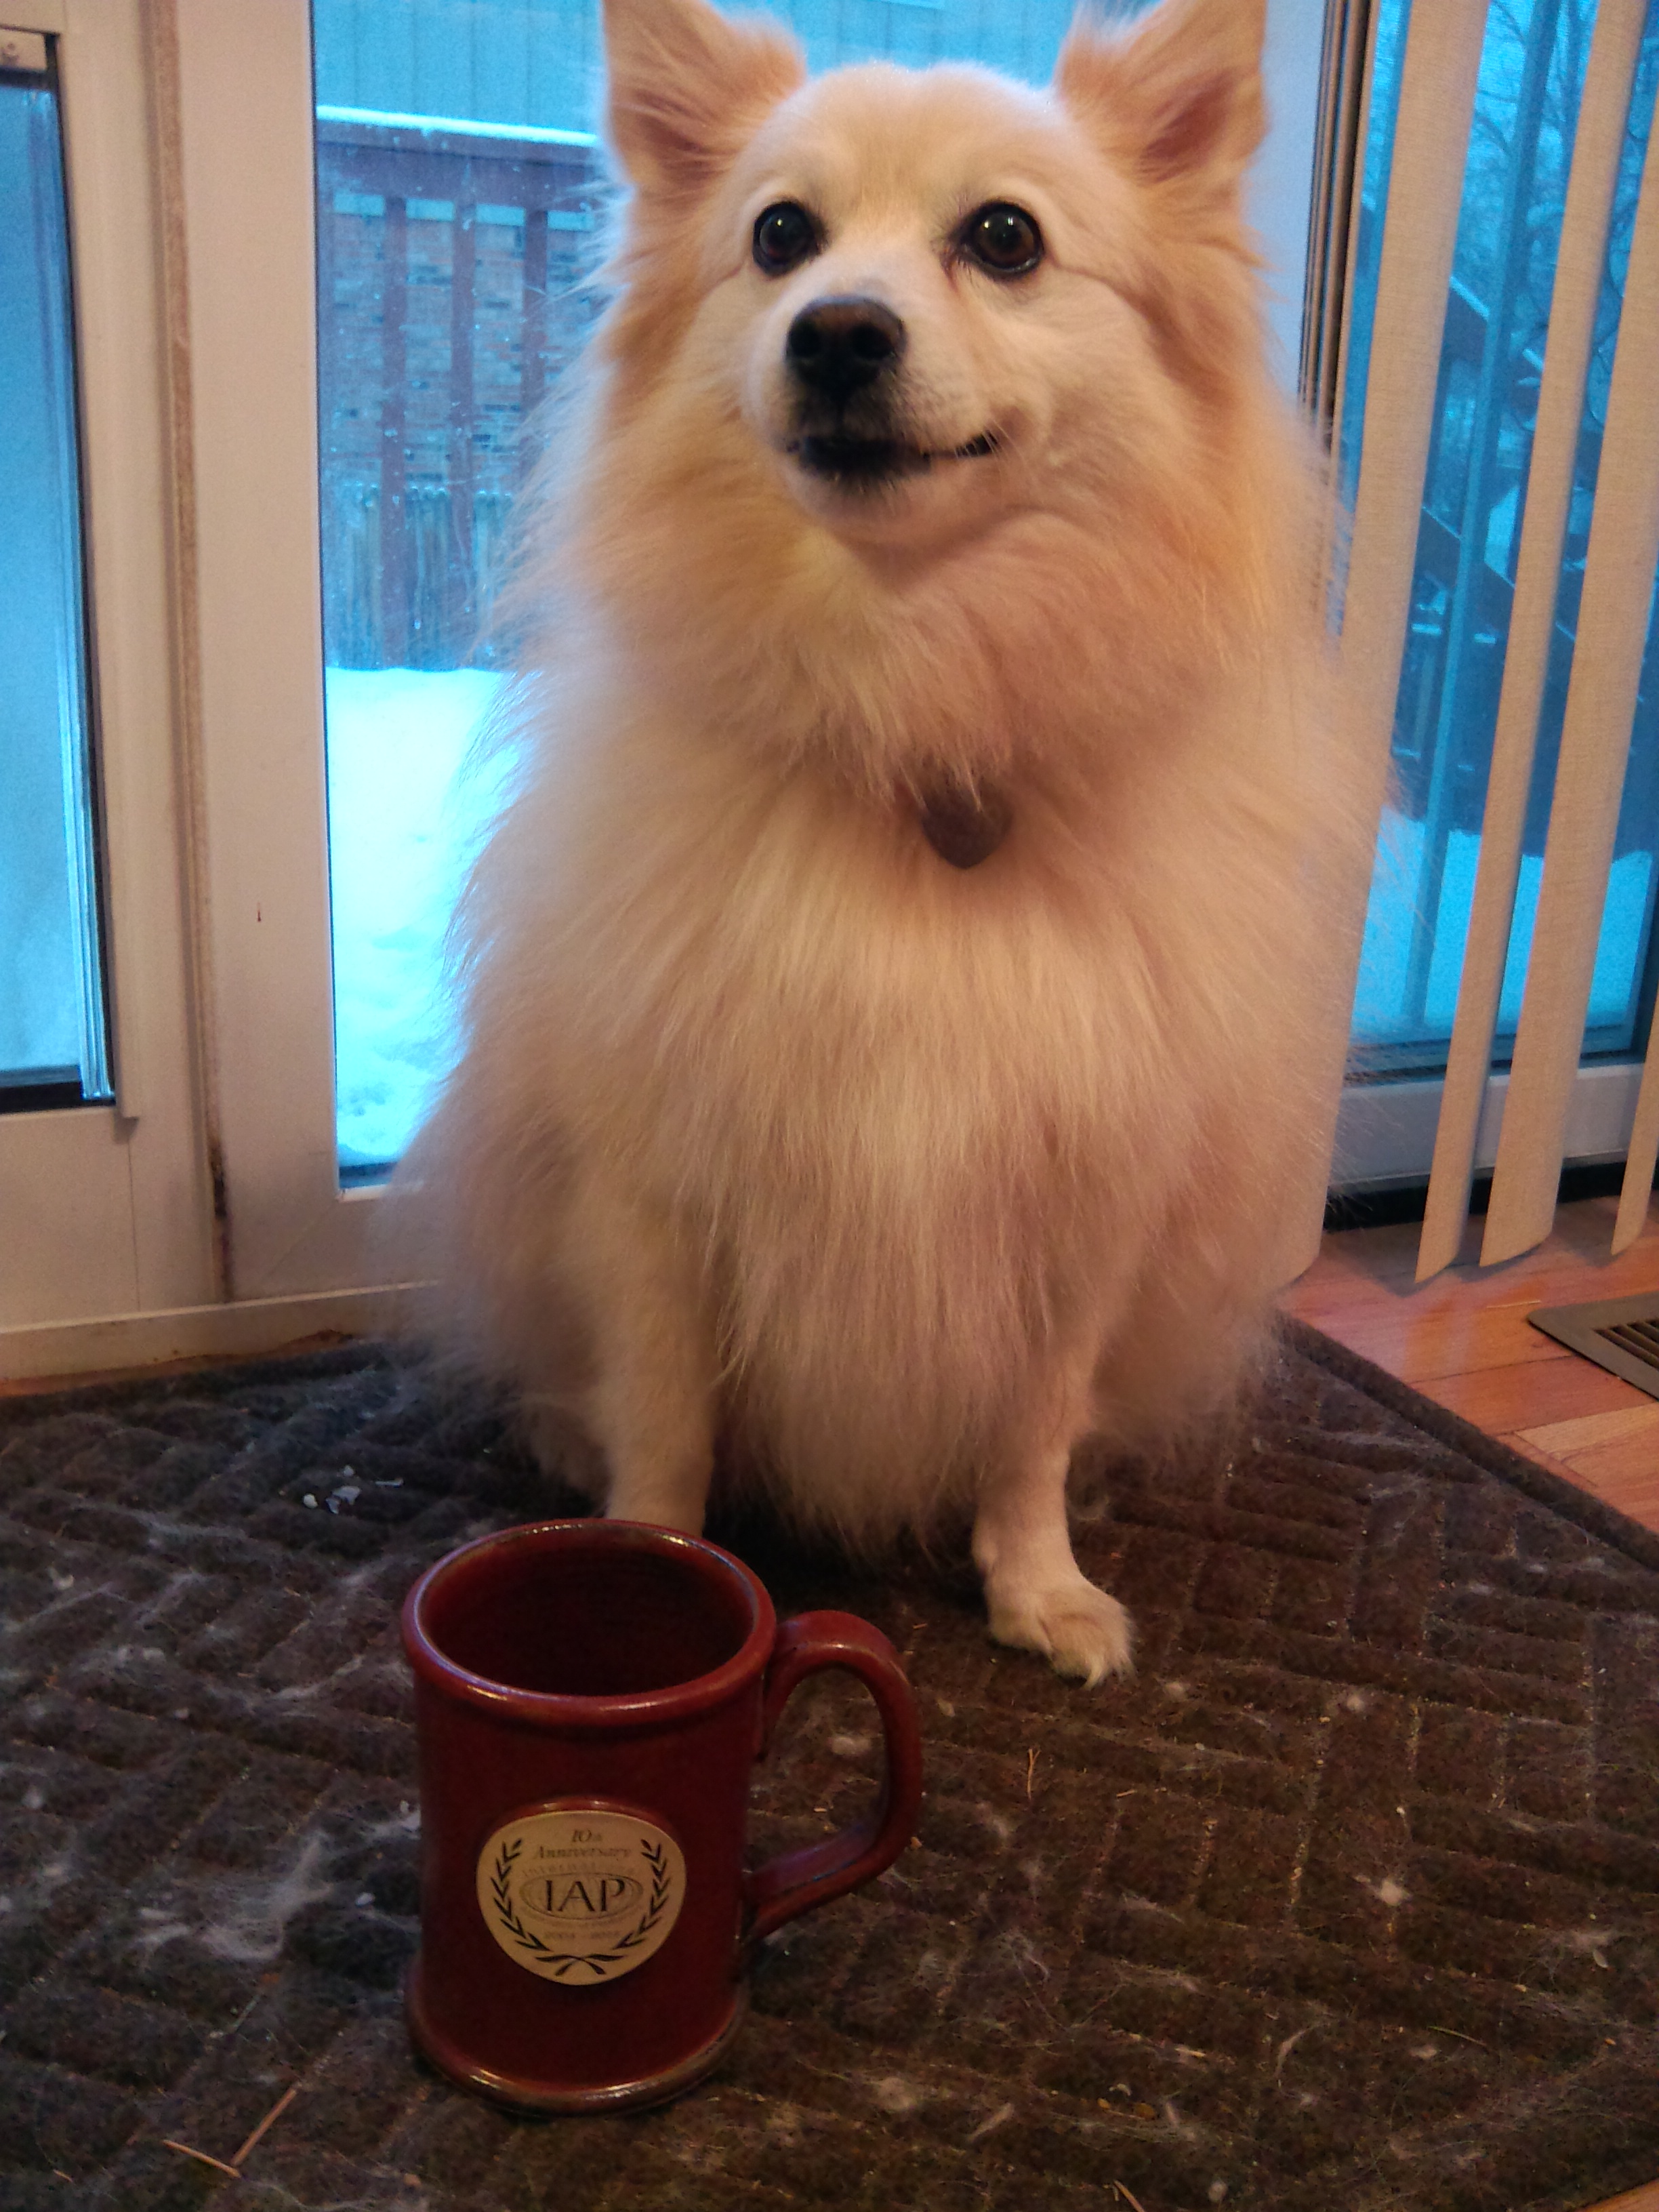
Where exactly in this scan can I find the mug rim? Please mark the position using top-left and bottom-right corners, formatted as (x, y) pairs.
(402, 1518), (778, 1729)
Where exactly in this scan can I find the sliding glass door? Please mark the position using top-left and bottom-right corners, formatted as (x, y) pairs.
(0, 37), (108, 1113)
(308, 0), (1326, 1179)
(0, 2), (215, 1349)
(1339, 0), (1659, 1140)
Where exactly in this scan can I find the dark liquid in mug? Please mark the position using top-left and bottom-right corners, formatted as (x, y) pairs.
(424, 1540), (754, 1697)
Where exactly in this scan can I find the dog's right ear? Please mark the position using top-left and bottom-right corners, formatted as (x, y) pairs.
(1056, 0), (1266, 211)
(604, 0), (803, 201)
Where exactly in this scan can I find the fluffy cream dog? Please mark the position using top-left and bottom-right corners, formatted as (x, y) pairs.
(404, 0), (1360, 1683)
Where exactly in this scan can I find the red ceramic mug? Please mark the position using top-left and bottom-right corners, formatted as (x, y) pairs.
(401, 1519), (924, 2112)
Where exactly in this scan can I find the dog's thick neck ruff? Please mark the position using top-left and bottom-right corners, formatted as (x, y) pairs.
(913, 777), (1011, 868)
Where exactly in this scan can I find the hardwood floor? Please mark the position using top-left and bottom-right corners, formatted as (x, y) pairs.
(1280, 1193), (1659, 1534)
(1283, 1195), (1659, 2212)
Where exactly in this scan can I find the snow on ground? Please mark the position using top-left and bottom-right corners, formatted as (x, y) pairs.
(325, 667), (506, 1168)
(325, 676), (1654, 1168)
(1353, 804), (1652, 1048)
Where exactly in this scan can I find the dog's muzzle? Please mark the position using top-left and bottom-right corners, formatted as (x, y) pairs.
(786, 295), (912, 483)
(785, 295), (922, 485)
(782, 295), (1000, 489)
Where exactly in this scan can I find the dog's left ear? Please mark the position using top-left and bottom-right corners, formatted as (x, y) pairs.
(604, 0), (804, 201)
(1056, 0), (1266, 204)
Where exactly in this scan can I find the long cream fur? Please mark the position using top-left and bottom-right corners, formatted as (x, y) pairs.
(398, 0), (1366, 1683)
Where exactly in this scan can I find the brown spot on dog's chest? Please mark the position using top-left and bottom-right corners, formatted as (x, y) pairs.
(914, 779), (1012, 869)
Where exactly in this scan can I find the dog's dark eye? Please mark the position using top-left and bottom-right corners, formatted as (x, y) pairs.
(960, 202), (1043, 278)
(753, 201), (818, 275)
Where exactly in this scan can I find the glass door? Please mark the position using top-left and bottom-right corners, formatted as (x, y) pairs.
(1342, 0), (1659, 1088)
(0, 33), (109, 1113)
(159, 0), (1328, 1315)
(309, 0), (1326, 1179)
(1, 0), (218, 1351)
(310, 33), (605, 1173)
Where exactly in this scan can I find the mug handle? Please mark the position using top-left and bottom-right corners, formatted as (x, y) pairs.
(743, 1611), (924, 1950)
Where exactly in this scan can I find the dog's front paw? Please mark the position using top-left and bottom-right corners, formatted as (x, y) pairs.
(985, 1570), (1133, 1687)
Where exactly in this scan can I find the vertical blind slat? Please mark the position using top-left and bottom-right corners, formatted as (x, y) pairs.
(1288, 0), (1492, 1277)
(1416, 0), (1650, 1281)
(1481, 113), (1659, 1266)
(1615, 1029), (1659, 1249)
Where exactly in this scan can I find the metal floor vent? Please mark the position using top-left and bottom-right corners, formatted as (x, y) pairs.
(1529, 1292), (1659, 1401)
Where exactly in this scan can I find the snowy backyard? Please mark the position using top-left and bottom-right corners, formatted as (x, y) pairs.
(1354, 809), (1652, 1052)
(326, 667), (505, 1168)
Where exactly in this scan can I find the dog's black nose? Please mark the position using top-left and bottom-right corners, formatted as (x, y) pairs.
(785, 296), (906, 406)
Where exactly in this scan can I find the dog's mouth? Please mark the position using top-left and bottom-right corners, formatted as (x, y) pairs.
(790, 430), (1001, 487)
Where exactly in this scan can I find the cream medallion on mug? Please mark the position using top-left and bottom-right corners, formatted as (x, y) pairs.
(475, 1806), (685, 1982)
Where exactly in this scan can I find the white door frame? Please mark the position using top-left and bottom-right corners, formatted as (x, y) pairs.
(0, 0), (215, 1339)
(173, 0), (385, 1304)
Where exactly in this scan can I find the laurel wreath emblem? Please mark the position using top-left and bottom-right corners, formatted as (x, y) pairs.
(487, 1836), (674, 1981)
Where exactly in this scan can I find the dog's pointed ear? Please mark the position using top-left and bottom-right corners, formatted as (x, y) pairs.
(604, 0), (804, 199)
(1056, 0), (1266, 201)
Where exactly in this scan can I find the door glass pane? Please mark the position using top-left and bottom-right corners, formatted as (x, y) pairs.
(312, 0), (1319, 1175)
(0, 39), (110, 1111)
(1343, 0), (1659, 1075)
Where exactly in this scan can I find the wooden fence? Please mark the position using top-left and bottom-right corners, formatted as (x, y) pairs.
(314, 112), (605, 669)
